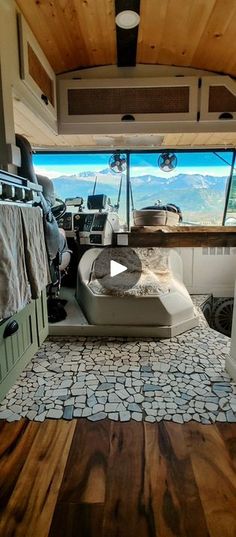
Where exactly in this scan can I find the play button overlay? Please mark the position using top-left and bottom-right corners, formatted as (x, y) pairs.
(110, 259), (127, 277)
(93, 247), (142, 292)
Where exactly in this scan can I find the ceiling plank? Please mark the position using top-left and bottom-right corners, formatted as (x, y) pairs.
(16, 0), (116, 74)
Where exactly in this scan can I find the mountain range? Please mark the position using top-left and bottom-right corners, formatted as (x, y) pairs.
(52, 171), (228, 219)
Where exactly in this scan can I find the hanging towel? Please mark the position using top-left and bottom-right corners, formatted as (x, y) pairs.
(20, 206), (51, 299)
(0, 205), (31, 320)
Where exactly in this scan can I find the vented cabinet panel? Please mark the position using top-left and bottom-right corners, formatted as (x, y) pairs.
(68, 86), (190, 115)
(17, 13), (57, 120)
(209, 86), (236, 112)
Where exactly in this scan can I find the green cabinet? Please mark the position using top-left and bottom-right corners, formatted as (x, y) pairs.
(0, 289), (48, 402)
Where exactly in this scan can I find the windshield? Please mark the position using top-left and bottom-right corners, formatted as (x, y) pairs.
(33, 150), (234, 227)
(33, 152), (127, 227)
(130, 151), (233, 225)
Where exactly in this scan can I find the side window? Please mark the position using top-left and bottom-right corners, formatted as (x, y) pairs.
(224, 168), (236, 226)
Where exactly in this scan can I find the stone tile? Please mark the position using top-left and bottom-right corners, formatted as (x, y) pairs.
(82, 407), (92, 417)
(134, 393), (144, 403)
(92, 404), (104, 414)
(63, 405), (74, 420)
(47, 409), (63, 419)
(87, 394), (97, 408)
(108, 393), (122, 403)
(128, 403), (142, 413)
(108, 412), (119, 421)
(88, 412), (107, 421)
(145, 415), (156, 423)
(52, 389), (68, 398)
(74, 408), (83, 418)
(116, 389), (129, 400)
(132, 412), (143, 421)
(97, 383), (114, 391)
(120, 411), (131, 422)
(105, 403), (119, 413)
(35, 411), (47, 422)
(26, 410), (38, 420)
(172, 414), (184, 424)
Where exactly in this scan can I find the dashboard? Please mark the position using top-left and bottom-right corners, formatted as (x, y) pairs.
(58, 209), (119, 246)
(58, 212), (108, 233)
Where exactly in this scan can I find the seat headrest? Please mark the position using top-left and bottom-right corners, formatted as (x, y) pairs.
(15, 134), (38, 184)
(37, 174), (55, 207)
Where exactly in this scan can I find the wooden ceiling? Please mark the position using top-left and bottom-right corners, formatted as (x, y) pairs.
(16, 0), (236, 76)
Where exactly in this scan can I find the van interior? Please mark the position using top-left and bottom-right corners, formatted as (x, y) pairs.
(1, 1), (236, 536)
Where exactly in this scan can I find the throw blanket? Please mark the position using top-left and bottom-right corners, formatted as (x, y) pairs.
(88, 247), (171, 296)
(0, 205), (50, 320)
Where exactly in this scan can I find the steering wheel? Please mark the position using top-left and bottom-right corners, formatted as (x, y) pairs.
(51, 198), (67, 220)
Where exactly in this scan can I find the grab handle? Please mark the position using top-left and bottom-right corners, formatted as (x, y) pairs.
(3, 320), (19, 338)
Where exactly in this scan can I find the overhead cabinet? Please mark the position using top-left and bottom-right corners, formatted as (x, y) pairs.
(58, 74), (236, 134)
(58, 77), (199, 133)
(17, 13), (57, 121)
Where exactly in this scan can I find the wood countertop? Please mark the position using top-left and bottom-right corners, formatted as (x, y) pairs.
(115, 226), (236, 247)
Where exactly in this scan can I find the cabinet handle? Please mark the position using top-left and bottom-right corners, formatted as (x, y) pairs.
(3, 320), (19, 338)
(41, 93), (49, 106)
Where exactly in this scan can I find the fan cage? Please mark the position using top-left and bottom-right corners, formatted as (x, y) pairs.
(202, 297), (234, 337)
(109, 153), (127, 174)
(158, 152), (177, 172)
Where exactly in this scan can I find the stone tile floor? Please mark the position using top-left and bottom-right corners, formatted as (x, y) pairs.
(0, 296), (235, 424)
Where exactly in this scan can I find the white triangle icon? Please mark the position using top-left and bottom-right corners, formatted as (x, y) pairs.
(110, 259), (127, 277)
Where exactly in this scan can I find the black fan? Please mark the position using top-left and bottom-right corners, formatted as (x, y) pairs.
(211, 298), (234, 337)
(158, 152), (177, 172)
(109, 153), (127, 174)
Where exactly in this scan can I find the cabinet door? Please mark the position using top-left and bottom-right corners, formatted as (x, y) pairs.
(0, 301), (38, 402)
(200, 76), (236, 122)
(18, 13), (57, 120)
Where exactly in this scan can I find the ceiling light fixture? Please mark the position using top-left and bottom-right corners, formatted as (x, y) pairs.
(115, 10), (140, 29)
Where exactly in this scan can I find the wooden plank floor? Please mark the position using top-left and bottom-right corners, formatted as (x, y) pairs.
(0, 419), (236, 537)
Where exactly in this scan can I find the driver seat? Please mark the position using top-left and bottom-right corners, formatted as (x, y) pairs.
(36, 173), (71, 273)
(15, 134), (71, 317)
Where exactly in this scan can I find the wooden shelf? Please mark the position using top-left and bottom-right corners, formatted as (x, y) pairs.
(115, 227), (236, 247)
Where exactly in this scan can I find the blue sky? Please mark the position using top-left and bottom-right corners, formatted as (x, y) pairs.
(33, 151), (234, 179)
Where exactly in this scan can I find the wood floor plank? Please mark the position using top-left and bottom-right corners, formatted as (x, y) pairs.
(144, 422), (210, 537)
(0, 420), (40, 512)
(216, 424), (236, 470)
(49, 503), (104, 537)
(49, 419), (111, 537)
(102, 421), (153, 537)
(184, 423), (236, 537)
(56, 418), (111, 504)
(0, 419), (76, 537)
